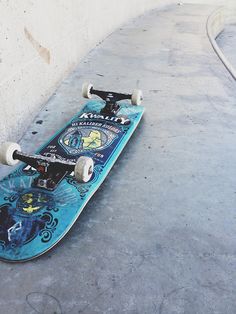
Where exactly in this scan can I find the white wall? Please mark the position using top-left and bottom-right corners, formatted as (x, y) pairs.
(0, 0), (167, 143)
(1, 0), (236, 143)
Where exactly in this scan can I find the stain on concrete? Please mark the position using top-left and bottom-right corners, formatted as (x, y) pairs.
(26, 292), (62, 314)
(24, 27), (50, 64)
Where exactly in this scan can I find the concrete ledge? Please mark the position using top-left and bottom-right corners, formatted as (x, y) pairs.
(207, 7), (236, 80)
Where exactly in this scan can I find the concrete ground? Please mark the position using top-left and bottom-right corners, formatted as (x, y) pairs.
(217, 23), (236, 68)
(1, 3), (236, 314)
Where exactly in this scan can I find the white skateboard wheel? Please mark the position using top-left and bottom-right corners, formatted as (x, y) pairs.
(82, 82), (93, 99)
(0, 142), (21, 166)
(131, 89), (143, 106)
(74, 156), (94, 183)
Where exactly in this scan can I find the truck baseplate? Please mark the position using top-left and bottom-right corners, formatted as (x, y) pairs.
(90, 88), (132, 115)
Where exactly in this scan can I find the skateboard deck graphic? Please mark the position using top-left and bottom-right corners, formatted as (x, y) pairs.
(0, 99), (144, 261)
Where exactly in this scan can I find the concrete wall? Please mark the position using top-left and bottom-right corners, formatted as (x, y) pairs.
(1, 0), (236, 143)
(0, 0), (168, 143)
(182, 0), (236, 9)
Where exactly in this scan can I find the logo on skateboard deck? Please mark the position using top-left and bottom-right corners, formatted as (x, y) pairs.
(78, 112), (131, 125)
(59, 126), (118, 155)
(17, 192), (49, 214)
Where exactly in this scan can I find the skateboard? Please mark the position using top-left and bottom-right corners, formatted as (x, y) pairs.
(0, 83), (144, 262)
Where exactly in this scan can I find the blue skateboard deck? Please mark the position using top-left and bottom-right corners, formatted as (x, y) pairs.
(0, 99), (144, 261)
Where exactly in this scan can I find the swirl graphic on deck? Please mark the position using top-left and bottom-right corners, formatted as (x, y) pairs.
(59, 126), (118, 155)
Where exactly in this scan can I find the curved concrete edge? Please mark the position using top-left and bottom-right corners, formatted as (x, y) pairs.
(207, 7), (236, 80)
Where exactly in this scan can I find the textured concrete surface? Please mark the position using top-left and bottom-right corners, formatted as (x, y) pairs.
(217, 24), (236, 68)
(1, 3), (236, 314)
